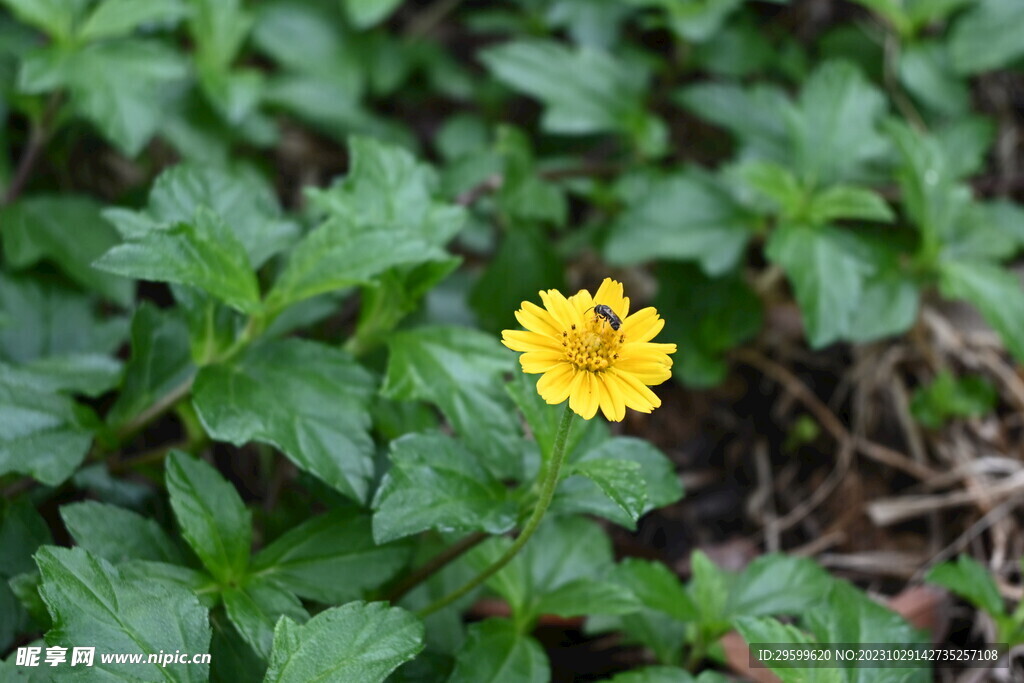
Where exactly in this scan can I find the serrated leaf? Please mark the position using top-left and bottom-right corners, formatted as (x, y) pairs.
(448, 619), (549, 683)
(604, 170), (756, 275)
(106, 303), (195, 428)
(729, 554), (836, 618)
(938, 260), (1024, 362)
(264, 601), (423, 683)
(899, 40), (970, 118)
(103, 163), (299, 268)
(0, 379), (93, 486)
(805, 185), (894, 224)
(0, 195), (133, 305)
(767, 225), (874, 347)
(372, 432), (518, 544)
(166, 450), (252, 583)
(554, 437), (683, 529)
(0, 354), (122, 398)
(533, 577), (641, 618)
(267, 137), (464, 312)
(654, 264), (762, 387)
(60, 501), (182, 565)
(192, 338), (377, 502)
(480, 40), (665, 155)
(343, 0), (403, 28)
(78, 0), (188, 42)
(252, 510), (412, 605)
(0, 273), (128, 364)
(36, 546), (211, 682)
(94, 206), (261, 314)
(0, 0), (85, 41)
(223, 578), (308, 661)
(20, 40), (188, 156)
(734, 615), (839, 683)
(382, 325), (521, 479)
(571, 458), (647, 523)
(950, 0), (1024, 74)
(926, 554), (1004, 617)
(611, 558), (698, 623)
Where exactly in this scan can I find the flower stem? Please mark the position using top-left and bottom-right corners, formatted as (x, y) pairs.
(416, 403), (575, 618)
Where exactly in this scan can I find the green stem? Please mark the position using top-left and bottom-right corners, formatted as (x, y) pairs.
(417, 403), (575, 618)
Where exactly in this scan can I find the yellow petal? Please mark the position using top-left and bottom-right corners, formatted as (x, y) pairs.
(519, 350), (565, 374)
(539, 289), (582, 330)
(614, 357), (673, 385)
(516, 301), (563, 338)
(595, 374), (625, 422)
(611, 368), (662, 410)
(502, 329), (562, 353)
(621, 307), (664, 343)
(568, 289), (595, 317)
(594, 278), (629, 319)
(537, 364), (575, 404)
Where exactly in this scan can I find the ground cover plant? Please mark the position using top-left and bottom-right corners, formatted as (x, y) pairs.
(1, 0), (1023, 681)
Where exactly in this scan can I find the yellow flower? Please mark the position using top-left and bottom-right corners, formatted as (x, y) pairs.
(502, 278), (676, 422)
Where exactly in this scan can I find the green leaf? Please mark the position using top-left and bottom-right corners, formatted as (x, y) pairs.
(766, 225), (874, 347)
(910, 371), (998, 429)
(950, 0), (1024, 74)
(223, 577), (308, 661)
(448, 619), (549, 683)
(899, 41), (970, 118)
(555, 437), (683, 529)
(789, 61), (889, 187)
(343, 0), (403, 28)
(654, 264), (762, 387)
(938, 260), (1024, 362)
(21, 40), (189, 156)
(734, 160), (806, 218)
(533, 577), (641, 618)
(675, 81), (790, 163)
(0, 195), (133, 305)
(94, 206), (261, 314)
(106, 303), (195, 428)
(103, 163), (299, 268)
(166, 450), (252, 582)
(604, 170), (756, 275)
(846, 270), (920, 343)
(805, 185), (894, 224)
(729, 554), (836, 618)
(372, 432), (518, 543)
(804, 581), (927, 683)
(632, 0), (745, 43)
(0, 499), (52, 578)
(611, 558), (698, 623)
(189, 0), (251, 71)
(60, 501), (183, 565)
(252, 510), (412, 605)
(688, 551), (731, 634)
(0, 354), (122, 398)
(0, 0), (85, 42)
(734, 615), (840, 683)
(382, 325), (520, 479)
(192, 339), (377, 502)
(0, 379), (94, 486)
(608, 667), (699, 683)
(36, 546), (211, 682)
(469, 225), (565, 334)
(264, 601), (423, 683)
(0, 273), (128, 364)
(267, 137), (464, 312)
(78, 0), (188, 42)
(570, 459), (647, 524)
(480, 40), (665, 155)
(505, 372), (608, 464)
(927, 555), (1004, 617)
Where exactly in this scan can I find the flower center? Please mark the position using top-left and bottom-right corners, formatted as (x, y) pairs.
(562, 317), (625, 373)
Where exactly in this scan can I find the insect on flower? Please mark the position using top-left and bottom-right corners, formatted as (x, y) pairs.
(502, 278), (676, 422)
(587, 304), (622, 331)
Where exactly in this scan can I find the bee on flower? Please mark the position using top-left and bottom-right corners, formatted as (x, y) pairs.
(502, 278), (676, 422)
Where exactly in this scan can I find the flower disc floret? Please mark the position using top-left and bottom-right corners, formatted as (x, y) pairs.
(502, 278), (676, 422)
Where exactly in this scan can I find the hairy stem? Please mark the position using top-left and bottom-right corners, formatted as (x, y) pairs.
(417, 403), (575, 618)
